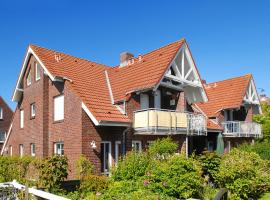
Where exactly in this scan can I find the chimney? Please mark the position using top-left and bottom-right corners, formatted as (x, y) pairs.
(120, 52), (134, 67)
(201, 79), (207, 85)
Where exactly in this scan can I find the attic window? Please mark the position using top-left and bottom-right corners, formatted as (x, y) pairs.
(27, 69), (32, 86)
(0, 107), (3, 119)
(35, 63), (41, 81)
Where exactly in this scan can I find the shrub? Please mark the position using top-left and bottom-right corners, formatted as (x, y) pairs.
(148, 137), (178, 160)
(239, 141), (270, 161)
(35, 155), (68, 191)
(199, 151), (221, 184)
(215, 149), (270, 200)
(146, 155), (204, 199)
(80, 175), (108, 194)
(111, 151), (150, 181)
(75, 155), (94, 180)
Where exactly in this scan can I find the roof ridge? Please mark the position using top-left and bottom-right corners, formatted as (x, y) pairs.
(206, 74), (252, 86)
(111, 38), (186, 68)
(29, 44), (111, 69)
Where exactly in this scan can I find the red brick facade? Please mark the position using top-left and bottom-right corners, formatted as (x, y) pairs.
(0, 97), (13, 151)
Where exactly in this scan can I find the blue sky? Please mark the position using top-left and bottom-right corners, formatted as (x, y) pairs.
(0, 0), (269, 110)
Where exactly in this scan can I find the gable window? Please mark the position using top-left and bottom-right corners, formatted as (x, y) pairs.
(30, 103), (36, 118)
(35, 63), (41, 81)
(0, 107), (3, 120)
(30, 143), (36, 156)
(20, 109), (24, 128)
(54, 95), (64, 121)
(27, 69), (32, 86)
(54, 142), (64, 155)
(132, 140), (142, 152)
(19, 144), (24, 157)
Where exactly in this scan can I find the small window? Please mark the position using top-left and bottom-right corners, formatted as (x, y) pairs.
(19, 144), (24, 157)
(54, 142), (64, 155)
(35, 63), (41, 81)
(27, 69), (32, 86)
(0, 132), (6, 142)
(31, 103), (36, 118)
(0, 107), (3, 119)
(30, 143), (36, 156)
(54, 95), (64, 121)
(132, 140), (142, 152)
(20, 110), (24, 128)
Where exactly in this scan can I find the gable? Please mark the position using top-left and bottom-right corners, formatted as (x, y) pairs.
(243, 78), (260, 105)
(157, 43), (208, 103)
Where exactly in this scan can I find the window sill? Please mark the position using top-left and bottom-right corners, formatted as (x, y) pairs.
(53, 119), (64, 124)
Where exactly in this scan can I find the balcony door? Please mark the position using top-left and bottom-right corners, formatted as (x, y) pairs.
(154, 90), (161, 109)
(101, 141), (112, 175)
(140, 93), (149, 110)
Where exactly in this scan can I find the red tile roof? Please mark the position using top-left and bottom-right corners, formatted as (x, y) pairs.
(196, 74), (252, 118)
(29, 39), (185, 123)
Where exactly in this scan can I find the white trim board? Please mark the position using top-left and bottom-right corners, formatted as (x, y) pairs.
(12, 46), (56, 102)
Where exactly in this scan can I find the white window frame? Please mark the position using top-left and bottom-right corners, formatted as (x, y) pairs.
(20, 110), (24, 128)
(31, 103), (36, 118)
(0, 107), (3, 119)
(132, 140), (142, 152)
(27, 69), (32, 86)
(19, 144), (24, 157)
(101, 141), (112, 175)
(35, 63), (41, 81)
(54, 95), (64, 121)
(31, 143), (36, 156)
(54, 142), (64, 155)
(115, 141), (121, 165)
(0, 131), (6, 142)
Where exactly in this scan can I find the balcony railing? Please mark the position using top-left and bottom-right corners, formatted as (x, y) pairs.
(222, 121), (262, 137)
(133, 109), (206, 135)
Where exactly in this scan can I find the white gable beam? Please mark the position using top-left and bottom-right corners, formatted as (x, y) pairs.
(172, 61), (181, 77)
(184, 68), (193, 80)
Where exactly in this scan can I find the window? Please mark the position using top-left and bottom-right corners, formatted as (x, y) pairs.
(9, 145), (12, 156)
(0, 107), (3, 119)
(19, 144), (24, 157)
(207, 141), (214, 152)
(132, 140), (142, 152)
(54, 95), (64, 121)
(30, 103), (36, 118)
(115, 141), (121, 165)
(140, 93), (149, 110)
(20, 110), (24, 128)
(30, 143), (36, 156)
(0, 132), (6, 142)
(101, 141), (112, 175)
(35, 63), (41, 81)
(54, 142), (64, 155)
(27, 69), (32, 86)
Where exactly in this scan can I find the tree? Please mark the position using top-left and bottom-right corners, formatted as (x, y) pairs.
(253, 103), (270, 141)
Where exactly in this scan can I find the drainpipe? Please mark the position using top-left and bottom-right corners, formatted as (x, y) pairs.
(185, 136), (189, 158)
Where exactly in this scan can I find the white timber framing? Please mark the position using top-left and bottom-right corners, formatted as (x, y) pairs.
(243, 78), (260, 105)
(154, 43), (208, 103)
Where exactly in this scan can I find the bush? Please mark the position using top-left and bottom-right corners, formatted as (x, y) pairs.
(35, 155), (68, 191)
(239, 141), (270, 161)
(148, 137), (178, 160)
(146, 155), (204, 199)
(111, 151), (150, 181)
(75, 155), (94, 180)
(199, 151), (221, 184)
(215, 149), (270, 200)
(0, 156), (36, 184)
(80, 175), (108, 195)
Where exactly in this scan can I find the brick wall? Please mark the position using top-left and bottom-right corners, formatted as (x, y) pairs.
(0, 96), (13, 151)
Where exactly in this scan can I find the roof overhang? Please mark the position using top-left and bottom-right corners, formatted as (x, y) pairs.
(12, 46), (56, 102)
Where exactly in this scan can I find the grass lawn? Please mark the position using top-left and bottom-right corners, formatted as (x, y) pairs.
(260, 193), (270, 200)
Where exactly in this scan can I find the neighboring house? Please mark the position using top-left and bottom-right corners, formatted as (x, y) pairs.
(1, 39), (209, 178)
(0, 96), (13, 151)
(260, 94), (270, 105)
(195, 74), (262, 153)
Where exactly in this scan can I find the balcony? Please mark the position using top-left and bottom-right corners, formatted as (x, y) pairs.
(222, 121), (262, 137)
(133, 109), (206, 135)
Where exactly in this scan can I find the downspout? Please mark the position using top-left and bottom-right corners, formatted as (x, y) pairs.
(122, 127), (129, 156)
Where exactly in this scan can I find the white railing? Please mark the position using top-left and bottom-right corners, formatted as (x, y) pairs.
(222, 121), (262, 137)
(0, 180), (70, 200)
(133, 108), (206, 135)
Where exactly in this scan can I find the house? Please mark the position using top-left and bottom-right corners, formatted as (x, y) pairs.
(0, 96), (13, 151)
(1, 39), (210, 178)
(0, 38), (261, 178)
(194, 74), (262, 153)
